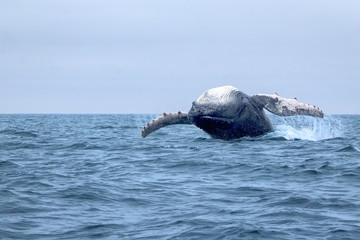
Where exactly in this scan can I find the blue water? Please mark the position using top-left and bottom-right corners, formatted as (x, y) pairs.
(1, 114), (360, 239)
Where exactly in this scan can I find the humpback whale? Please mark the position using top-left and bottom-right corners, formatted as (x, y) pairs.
(142, 86), (323, 140)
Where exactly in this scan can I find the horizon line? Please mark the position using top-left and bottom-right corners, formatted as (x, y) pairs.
(0, 112), (358, 116)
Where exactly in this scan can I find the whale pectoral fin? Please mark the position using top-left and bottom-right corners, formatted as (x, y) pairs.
(141, 112), (190, 138)
(252, 94), (324, 118)
(199, 116), (234, 130)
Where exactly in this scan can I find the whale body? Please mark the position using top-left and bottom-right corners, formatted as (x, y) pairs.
(142, 86), (323, 140)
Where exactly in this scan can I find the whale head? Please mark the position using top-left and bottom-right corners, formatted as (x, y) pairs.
(188, 86), (272, 139)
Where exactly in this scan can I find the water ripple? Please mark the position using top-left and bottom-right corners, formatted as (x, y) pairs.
(0, 114), (359, 240)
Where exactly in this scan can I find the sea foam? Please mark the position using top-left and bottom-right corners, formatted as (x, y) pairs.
(267, 115), (343, 141)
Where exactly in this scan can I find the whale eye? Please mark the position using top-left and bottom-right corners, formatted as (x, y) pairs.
(199, 98), (208, 103)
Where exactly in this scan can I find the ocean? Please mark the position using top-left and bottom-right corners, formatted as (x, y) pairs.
(1, 114), (360, 239)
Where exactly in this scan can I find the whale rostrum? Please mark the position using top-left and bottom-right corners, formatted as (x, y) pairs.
(142, 86), (324, 140)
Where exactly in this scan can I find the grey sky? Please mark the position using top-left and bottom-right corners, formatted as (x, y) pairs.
(1, 0), (359, 114)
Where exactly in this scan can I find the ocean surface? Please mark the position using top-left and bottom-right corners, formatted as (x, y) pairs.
(1, 114), (360, 239)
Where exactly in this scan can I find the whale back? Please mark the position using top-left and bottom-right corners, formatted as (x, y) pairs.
(188, 86), (273, 139)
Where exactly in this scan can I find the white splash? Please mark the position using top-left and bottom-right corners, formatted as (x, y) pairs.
(267, 115), (343, 141)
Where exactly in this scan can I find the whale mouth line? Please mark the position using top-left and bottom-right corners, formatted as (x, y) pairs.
(199, 116), (234, 122)
(197, 116), (235, 130)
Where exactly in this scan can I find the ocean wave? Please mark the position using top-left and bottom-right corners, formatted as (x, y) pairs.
(1, 114), (360, 240)
(0, 142), (40, 150)
(336, 145), (360, 153)
(0, 160), (20, 168)
(93, 125), (115, 130)
(0, 129), (38, 138)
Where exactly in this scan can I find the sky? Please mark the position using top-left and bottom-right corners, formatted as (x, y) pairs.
(1, 0), (359, 114)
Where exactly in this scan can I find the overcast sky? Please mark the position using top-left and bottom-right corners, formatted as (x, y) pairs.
(1, 0), (359, 114)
